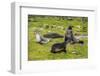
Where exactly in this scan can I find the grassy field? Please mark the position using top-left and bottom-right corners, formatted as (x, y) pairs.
(28, 15), (88, 61)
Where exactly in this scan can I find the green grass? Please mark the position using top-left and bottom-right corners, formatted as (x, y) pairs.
(28, 15), (88, 61)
